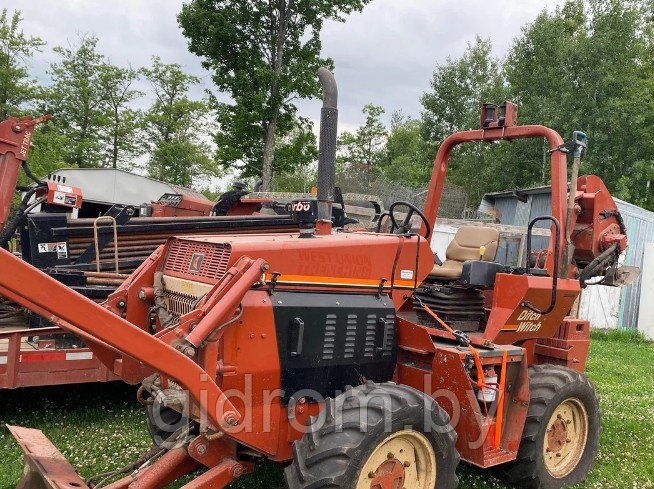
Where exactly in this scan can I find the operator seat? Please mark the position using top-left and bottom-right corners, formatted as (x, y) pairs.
(429, 226), (499, 280)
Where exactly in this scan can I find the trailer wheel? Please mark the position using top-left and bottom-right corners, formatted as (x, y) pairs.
(285, 382), (459, 489)
(503, 364), (601, 489)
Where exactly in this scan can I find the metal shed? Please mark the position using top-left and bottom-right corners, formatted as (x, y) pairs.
(480, 186), (654, 331)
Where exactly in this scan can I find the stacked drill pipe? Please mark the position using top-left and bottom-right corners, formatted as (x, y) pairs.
(58, 214), (296, 272)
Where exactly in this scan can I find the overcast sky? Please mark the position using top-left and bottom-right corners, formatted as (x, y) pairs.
(6, 0), (565, 133)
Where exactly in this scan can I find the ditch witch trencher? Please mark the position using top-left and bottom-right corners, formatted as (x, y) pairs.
(0, 69), (635, 489)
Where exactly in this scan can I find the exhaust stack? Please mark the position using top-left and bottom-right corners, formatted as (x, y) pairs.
(316, 68), (338, 235)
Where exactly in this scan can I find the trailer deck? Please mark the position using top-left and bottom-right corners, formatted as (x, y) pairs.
(0, 325), (116, 389)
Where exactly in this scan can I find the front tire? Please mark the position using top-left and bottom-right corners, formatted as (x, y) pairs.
(503, 364), (601, 489)
(146, 405), (196, 447)
(285, 382), (459, 489)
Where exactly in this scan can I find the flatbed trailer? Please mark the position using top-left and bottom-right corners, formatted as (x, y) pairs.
(0, 326), (118, 388)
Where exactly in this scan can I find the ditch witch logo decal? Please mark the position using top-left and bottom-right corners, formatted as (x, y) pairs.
(189, 253), (204, 272)
(514, 310), (542, 332)
(502, 309), (543, 333)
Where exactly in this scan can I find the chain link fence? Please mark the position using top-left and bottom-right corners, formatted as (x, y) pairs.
(337, 174), (471, 219)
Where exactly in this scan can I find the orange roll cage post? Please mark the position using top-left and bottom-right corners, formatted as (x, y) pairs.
(421, 124), (567, 277)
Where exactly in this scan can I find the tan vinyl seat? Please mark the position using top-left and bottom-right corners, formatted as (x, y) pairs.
(429, 226), (499, 280)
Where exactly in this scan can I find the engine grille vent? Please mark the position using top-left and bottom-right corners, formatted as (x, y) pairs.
(381, 314), (395, 357)
(165, 290), (199, 322)
(364, 314), (377, 358)
(164, 240), (232, 281)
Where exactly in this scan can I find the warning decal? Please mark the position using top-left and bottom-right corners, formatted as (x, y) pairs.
(57, 242), (68, 258)
(38, 242), (68, 259)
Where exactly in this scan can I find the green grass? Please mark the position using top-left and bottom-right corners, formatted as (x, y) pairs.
(1, 331), (652, 488)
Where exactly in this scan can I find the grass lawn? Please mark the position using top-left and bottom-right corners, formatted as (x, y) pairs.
(1, 331), (653, 489)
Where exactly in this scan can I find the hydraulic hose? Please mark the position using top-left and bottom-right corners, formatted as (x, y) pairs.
(579, 243), (619, 288)
(0, 188), (44, 249)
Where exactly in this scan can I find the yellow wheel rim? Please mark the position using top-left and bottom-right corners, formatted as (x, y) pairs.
(543, 397), (589, 478)
(356, 429), (436, 489)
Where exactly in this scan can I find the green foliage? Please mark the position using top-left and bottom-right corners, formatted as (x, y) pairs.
(178, 0), (372, 190)
(97, 64), (143, 169)
(141, 56), (216, 187)
(0, 16), (217, 191)
(272, 118), (318, 190)
(337, 104), (387, 191)
(27, 124), (72, 180)
(148, 140), (213, 188)
(419, 37), (510, 203)
(590, 328), (649, 343)
(506, 0), (654, 197)
(505, 0), (654, 207)
(0, 9), (45, 119)
(46, 36), (108, 168)
(421, 37), (507, 143)
(375, 2), (654, 211)
(198, 187), (223, 201)
(382, 111), (434, 187)
(272, 163), (317, 192)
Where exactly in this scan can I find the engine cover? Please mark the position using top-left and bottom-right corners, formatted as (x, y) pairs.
(272, 291), (397, 404)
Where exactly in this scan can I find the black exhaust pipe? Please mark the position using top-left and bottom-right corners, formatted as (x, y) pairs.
(316, 68), (338, 227)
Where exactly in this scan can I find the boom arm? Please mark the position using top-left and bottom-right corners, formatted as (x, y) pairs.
(0, 115), (51, 234)
(0, 245), (255, 432)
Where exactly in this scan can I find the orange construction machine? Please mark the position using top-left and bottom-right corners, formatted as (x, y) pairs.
(1, 69), (635, 489)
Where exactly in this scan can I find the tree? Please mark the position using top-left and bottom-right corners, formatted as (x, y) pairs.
(141, 56), (215, 186)
(26, 125), (72, 179)
(506, 0), (651, 205)
(420, 37), (509, 202)
(178, 0), (373, 190)
(271, 117), (318, 190)
(0, 9), (45, 119)
(421, 37), (507, 143)
(47, 36), (107, 168)
(382, 112), (433, 187)
(97, 64), (143, 169)
(337, 104), (387, 191)
(149, 140), (213, 188)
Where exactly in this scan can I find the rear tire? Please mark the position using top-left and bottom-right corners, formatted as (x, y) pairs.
(502, 364), (601, 489)
(285, 381), (459, 489)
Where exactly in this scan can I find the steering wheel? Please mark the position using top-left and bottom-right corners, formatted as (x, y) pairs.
(375, 201), (431, 238)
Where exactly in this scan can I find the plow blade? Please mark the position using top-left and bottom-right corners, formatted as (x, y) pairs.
(8, 425), (90, 489)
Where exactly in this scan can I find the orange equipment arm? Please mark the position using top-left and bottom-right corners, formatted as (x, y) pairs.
(0, 246), (244, 432)
(0, 115), (51, 233)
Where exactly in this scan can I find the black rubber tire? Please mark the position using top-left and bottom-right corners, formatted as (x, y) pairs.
(502, 364), (601, 489)
(285, 381), (459, 489)
(146, 405), (195, 447)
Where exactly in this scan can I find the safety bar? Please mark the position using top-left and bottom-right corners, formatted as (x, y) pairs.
(93, 215), (119, 273)
(521, 216), (560, 315)
(422, 125), (568, 274)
